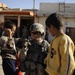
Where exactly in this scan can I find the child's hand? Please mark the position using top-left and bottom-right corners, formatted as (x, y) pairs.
(4, 28), (12, 38)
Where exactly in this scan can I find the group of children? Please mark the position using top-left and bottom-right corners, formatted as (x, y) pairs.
(0, 13), (75, 75)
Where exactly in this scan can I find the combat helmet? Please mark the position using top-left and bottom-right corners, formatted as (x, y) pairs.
(30, 23), (45, 36)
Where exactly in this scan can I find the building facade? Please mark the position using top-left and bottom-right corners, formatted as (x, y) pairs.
(35, 3), (75, 43)
(0, 2), (75, 43)
(0, 2), (35, 38)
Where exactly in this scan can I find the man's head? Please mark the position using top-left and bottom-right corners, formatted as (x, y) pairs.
(30, 23), (45, 40)
(4, 20), (16, 36)
(45, 13), (63, 36)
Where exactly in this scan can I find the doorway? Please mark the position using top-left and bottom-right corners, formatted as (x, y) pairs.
(20, 17), (34, 38)
(66, 27), (75, 43)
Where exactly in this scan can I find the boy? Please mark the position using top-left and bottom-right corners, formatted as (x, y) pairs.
(0, 20), (17, 75)
(44, 13), (75, 75)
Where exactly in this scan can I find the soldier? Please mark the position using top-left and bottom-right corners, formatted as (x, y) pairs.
(19, 23), (49, 75)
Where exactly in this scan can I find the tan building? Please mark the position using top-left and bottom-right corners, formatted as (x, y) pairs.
(0, 3), (35, 37)
(0, 2), (8, 11)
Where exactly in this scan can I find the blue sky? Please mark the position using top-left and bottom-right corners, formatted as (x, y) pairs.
(0, 0), (75, 9)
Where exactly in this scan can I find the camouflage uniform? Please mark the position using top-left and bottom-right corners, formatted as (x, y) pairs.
(19, 23), (50, 75)
(23, 39), (49, 75)
(18, 23), (49, 75)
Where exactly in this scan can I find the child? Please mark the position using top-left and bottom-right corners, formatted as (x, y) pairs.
(45, 13), (75, 75)
(0, 20), (17, 75)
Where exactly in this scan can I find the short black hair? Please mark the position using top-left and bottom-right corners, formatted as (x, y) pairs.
(4, 20), (16, 29)
(45, 13), (63, 30)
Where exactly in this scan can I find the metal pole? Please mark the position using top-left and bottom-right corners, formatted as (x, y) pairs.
(33, 0), (35, 10)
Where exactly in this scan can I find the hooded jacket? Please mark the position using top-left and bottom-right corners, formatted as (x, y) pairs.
(45, 34), (75, 75)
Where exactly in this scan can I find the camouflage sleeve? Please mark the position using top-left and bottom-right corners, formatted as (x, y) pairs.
(45, 40), (50, 51)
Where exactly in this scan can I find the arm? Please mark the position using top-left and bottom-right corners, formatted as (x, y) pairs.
(59, 38), (74, 75)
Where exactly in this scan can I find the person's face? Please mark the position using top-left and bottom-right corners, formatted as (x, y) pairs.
(11, 25), (16, 36)
(47, 25), (56, 37)
(31, 31), (41, 40)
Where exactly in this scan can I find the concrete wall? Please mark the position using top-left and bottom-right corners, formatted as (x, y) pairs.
(0, 15), (4, 22)
(0, 2), (7, 11)
(40, 3), (75, 13)
(40, 3), (59, 13)
(0, 3), (7, 7)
